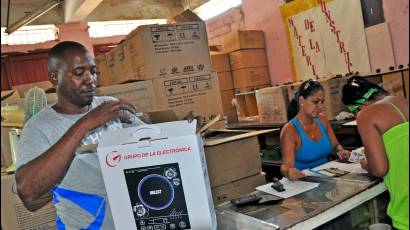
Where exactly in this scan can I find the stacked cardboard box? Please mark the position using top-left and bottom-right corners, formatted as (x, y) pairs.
(94, 20), (224, 123)
(210, 52), (237, 123)
(204, 130), (272, 204)
(1, 173), (57, 230)
(223, 31), (270, 93)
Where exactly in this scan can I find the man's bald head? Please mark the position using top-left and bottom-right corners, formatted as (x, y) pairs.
(48, 41), (88, 72)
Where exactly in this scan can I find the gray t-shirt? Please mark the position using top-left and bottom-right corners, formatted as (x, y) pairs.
(16, 96), (143, 229)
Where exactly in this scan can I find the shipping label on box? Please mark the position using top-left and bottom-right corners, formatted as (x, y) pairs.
(97, 121), (217, 230)
(1, 174), (57, 230)
(125, 21), (212, 79)
(256, 86), (289, 124)
(96, 81), (158, 113)
(153, 72), (224, 122)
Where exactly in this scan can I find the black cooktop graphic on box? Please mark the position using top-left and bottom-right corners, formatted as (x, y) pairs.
(124, 163), (191, 230)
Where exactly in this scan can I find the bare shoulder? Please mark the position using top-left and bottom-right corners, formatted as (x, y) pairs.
(318, 113), (330, 127)
(280, 121), (298, 138)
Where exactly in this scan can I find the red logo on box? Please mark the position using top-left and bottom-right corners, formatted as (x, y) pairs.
(105, 151), (122, 167)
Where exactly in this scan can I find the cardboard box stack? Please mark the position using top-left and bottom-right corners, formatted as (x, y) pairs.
(221, 31), (271, 119)
(204, 130), (272, 204)
(210, 51), (237, 123)
(223, 31), (270, 92)
(318, 76), (348, 119)
(94, 19), (223, 123)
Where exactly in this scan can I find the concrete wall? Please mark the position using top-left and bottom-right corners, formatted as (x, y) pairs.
(383, 0), (409, 67)
(206, 0), (409, 84)
(206, 7), (245, 47)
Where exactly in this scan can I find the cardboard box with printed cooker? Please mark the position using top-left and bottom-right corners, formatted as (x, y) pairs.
(97, 120), (217, 230)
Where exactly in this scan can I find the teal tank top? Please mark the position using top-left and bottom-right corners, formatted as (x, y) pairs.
(290, 118), (333, 170)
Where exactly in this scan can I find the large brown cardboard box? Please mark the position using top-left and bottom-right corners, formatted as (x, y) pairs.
(153, 72), (224, 122)
(96, 81), (157, 113)
(204, 130), (266, 187)
(12, 81), (53, 98)
(382, 71), (405, 98)
(210, 52), (230, 72)
(217, 71), (234, 90)
(105, 43), (137, 85)
(124, 21), (212, 80)
(229, 49), (267, 70)
(1, 174), (57, 230)
(256, 86), (289, 124)
(212, 173), (266, 204)
(232, 66), (270, 88)
(319, 77), (348, 119)
(223, 30), (265, 53)
(220, 90), (238, 123)
(95, 54), (110, 87)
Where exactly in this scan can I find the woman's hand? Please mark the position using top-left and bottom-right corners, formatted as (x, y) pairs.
(336, 145), (351, 161)
(360, 158), (369, 171)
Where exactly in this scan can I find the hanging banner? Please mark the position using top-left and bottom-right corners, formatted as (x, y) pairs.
(281, 0), (371, 81)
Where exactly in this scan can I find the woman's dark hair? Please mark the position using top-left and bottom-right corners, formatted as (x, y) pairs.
(342, 75), (387, 106)
(287, 79), (324, 120)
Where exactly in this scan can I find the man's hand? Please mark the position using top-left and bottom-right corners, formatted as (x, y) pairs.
(287, 167), (305, 181)
(79, 100), (137, 131)
(183, 111), (205, 130)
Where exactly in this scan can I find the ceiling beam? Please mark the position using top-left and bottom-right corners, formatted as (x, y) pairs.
(64, 0), (103, 23)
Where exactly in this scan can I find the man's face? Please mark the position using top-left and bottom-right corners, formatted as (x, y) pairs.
(57, 48), (98, 107)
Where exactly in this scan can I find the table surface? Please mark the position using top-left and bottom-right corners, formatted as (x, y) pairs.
(215, 167), (385, 230)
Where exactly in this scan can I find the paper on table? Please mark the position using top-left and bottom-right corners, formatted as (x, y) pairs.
(313, 161), (368, 174)
(256, 178), (320, 199)
(343, 120), (357, 126)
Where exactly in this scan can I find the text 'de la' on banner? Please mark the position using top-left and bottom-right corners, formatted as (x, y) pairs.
(280, 0), (371, 81)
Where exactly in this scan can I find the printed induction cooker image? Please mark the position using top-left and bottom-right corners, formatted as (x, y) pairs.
(124, 163), (191, 230)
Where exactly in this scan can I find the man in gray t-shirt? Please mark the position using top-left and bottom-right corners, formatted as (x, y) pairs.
(15, 41), (142, 229)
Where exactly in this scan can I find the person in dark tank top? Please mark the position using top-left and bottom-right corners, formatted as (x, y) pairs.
(280, 79), (351, 181)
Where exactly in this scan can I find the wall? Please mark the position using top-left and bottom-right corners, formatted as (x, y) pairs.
(383, 0), (409, 67)
(206, 7), (245, 47)
(206, 0), (409, 84)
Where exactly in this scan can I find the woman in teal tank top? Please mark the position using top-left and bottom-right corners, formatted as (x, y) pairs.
(280, 79), (351, 180)
(342, 75), (409, 230)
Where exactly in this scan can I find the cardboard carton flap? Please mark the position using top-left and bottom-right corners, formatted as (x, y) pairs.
(98, 120), (197, 148)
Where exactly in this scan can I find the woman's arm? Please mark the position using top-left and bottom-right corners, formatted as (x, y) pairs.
(280, 123), (305, 180)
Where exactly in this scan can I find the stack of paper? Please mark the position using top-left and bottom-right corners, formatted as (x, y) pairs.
(256, 178), (320, 198)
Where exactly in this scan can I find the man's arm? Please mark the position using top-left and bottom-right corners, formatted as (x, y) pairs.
(16, 100), (136, 208)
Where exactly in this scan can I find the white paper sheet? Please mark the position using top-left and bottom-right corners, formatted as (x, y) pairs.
(256, 178), (320, 198)
(313, 161), (368, 174)
(343, 120), (357, 126)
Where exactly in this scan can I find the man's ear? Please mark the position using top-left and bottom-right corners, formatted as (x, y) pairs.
(49, 71), (58, 86)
